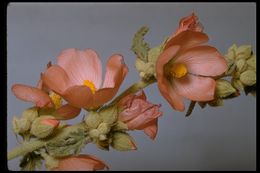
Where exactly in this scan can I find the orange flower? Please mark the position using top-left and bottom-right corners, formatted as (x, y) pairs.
(156, 16), (227, 112)
(42, 48), (128, 109)
(53, 154), (108, 171)
(118, 91), (162, 140)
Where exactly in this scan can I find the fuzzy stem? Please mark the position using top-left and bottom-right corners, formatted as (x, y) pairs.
(109, 78), (156, 106)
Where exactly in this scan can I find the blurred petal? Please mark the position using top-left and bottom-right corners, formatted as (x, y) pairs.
(54, 154), (108, 171)
(175, 45), (228, 76)
(157, 78), (185, 112)
(54, 104), (81, 120)
(164, 31), (208, 51)
(174, 74), (216, 101)
(41, 65), (71, 95)
(63, 85), (94, 109)
(143, 119), (158, 140)
(12, 84), (53, 108)
(57, 48), (102, 88)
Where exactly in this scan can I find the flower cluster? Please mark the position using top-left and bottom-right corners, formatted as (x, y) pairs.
(8, 13), (255, 171)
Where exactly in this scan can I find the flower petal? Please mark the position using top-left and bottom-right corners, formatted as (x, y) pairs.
(57, 48), (102, 88)
(164, 30), (209, 51)
(63, 85), (94, 109)
(157, 78), (185, 112)
(143, 119), (158, 140)
(54, 104), (81, 120)
(175, 45), (228, 76)
(174, 74), (216, 101)
(12, 84), (53, 108)
(54, 154), (108, 171)
(102, 54), (128, 88)
(41, 65), (71, 95)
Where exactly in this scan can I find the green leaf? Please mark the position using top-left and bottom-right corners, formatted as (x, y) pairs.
(19, 152), (43, 171)
(46, 129), (87, 157)
(131, 26), (150, 62)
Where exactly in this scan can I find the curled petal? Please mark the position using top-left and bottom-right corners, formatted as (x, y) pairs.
(174, 74), (216, 101)
(143, 119), (158, 140)
(54, 104), (81, 120)
(54, 154), (108, 171)
(63, 85), (94, 109)
(12, 84), (53, 108)
(157, 78), (185, 112)
(57, 48), (102, 88)
(164, 30), (209, 52)
(41, 65), (71, 95)
(175, 45), (228, 76)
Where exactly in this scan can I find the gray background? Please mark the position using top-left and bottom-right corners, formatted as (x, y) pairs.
(7, 3), (256, 171)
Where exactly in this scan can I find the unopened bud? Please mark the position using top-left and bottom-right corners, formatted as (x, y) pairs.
(12, 116), (31, 134)
(111, 132), (137, 151)
(97, 123), (111, 135)
(215, 79), (237, 98)
(30, 116), (60, 138)
(99, 106), (118, 125)
(246, 54), (256, 71)
(85, 112), (102, 129)
(235, 59), (247, 73)
(231, 78), (244, 91)
(208, 99), (224, 107)
(112, 121), (128, 132)
(236, 45), (252, 60)
(89, 129), (100, 139)
(240, 70), (256, 86)
(21, 107), (38, 123)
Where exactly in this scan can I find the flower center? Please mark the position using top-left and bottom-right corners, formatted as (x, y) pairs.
(83, 80), (97, 94)
(170, 63), (188, 78)
(49, 92), (62, 109)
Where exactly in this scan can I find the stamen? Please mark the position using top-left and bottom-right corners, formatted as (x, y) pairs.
(170, 63), (188, 78)
(83, 80), (97, 94)
(49, 92), (62, 109)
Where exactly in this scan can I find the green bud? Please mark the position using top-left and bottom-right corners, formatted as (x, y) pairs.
(99, 134), (107, 141)
(225, 57), (236, 75)
(135, 58), (155, 80)
(12, 116), (20, 134)
(228, 44), (238, 53)
(97, 123), (111, 135)
(208, 99), (224, 107)
(111, 132), (137, 151)
(112, 121), (128, 132)
(235, 59), (247, 73)
(89, 129), (100, 139)
(246, 54), (256, 70)
(21, 107), (39, 124)
(99, 106), (118, 126)
(240, 70), (256, 86)
(84, 112), (102, 129)
(147, 44), (163, 63)
(30, 116), (60, 138)
(12, 116), (31, 134)
(215, 79), (237, 98)
(236, 45), (252, 60)
(231, 78), (244, 91)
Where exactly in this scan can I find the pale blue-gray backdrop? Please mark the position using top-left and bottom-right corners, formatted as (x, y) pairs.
(7, 3), (256, 171)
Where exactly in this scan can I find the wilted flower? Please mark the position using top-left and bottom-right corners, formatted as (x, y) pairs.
(118, 91), (162, 140)
(42, 48), (128, 110)
(53, 154), (108, 171)
(172, 12), (204, 37)
(156, 15), (227, 112)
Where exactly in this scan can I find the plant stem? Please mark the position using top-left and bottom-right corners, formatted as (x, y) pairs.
(8, 140), (46, 160)
(109, 78), (157, 106)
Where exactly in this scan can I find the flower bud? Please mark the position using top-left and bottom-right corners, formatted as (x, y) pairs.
(97, 123), (111, 135)
(215, 79), (237, 98)
(89, 129), (100, 139)
(246, 54), (256, 71)
(85, 112), (102, 129)
(208, 98), (224, 107)
(111, 132), (137, 151)
(111, 121), (128, 132)
(99, 106), (118, 126)
(235, 59), (247, 73)
(240, 70), (256, 86)
(12, 116), (31, 134)
(236, 45), (252, 60)
(231, 78), (244, 91)
(30, 116), (60, 138)
(21, 107), (38, 123)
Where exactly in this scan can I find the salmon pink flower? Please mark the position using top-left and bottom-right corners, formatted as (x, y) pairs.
(118, 91), (162, 140)
(42, 48), (128, 110)
(172, 12), (204, 37)
(12, 84), (81, 120)
(53, 154), (108, 171)
(156, 30), (228, 112)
